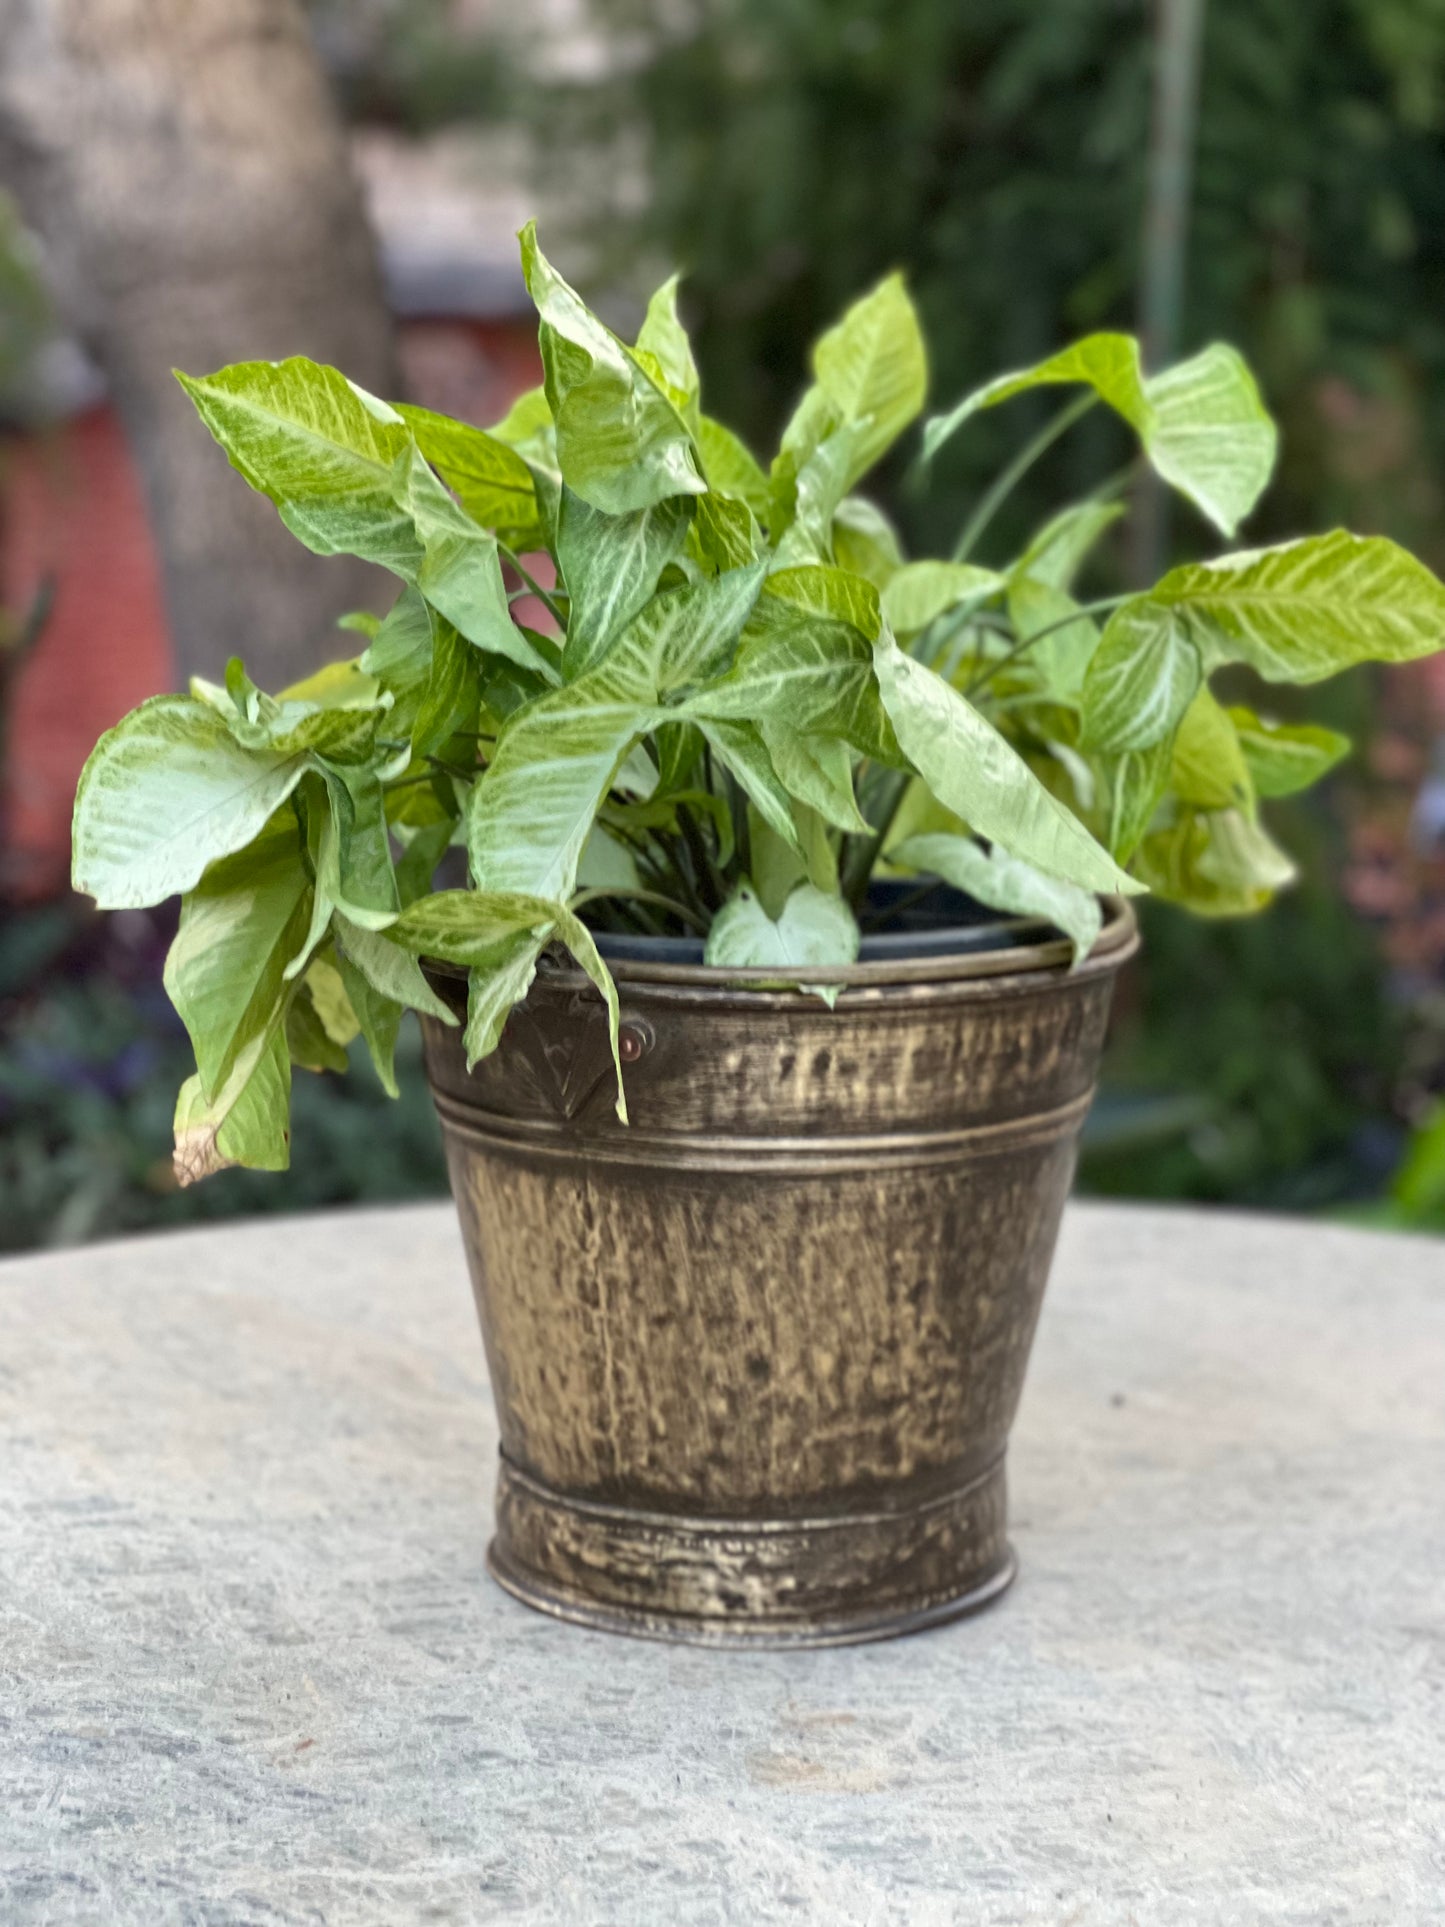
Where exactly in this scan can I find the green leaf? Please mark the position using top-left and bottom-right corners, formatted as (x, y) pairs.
(831, 496), (904, 589)
(695, 720), (803, 855)
(924, 335), (1275, 537)
(685, 568), (899, 766)
(686, 491), (759, 575)
(360, 587), (434, 737)
(386, 889), (626, 1116)
(871, 635), (1142, 896)
(173, 1027), (291, 1184)
(334, 951), (406, 1097)
(1009, 500), (1125, 591)
(705, 881), (860, 1005)
(1169, 689), (1253, 811)
(1227, 709), (1351, 797)
(335, 913), (456, 1024)
(890, 832), (1103, 963)
(72, 694), (308, 910)
(192, 657), (390, 764)
(176, 357), (553, 683)
(1083, 532), (1445, 751)
(556, 486), (693, 678)
(410, 608), (483, 761)
(1101, 738), (1173, 863)
(761, 727), (871, 835)
(1006, 578), (1100, 702)
(697, 416), (770, 517)
(395, 402), (538, 535)
(315, 760), (399, 930)
(807, 271), (928, 485)
(1134, 806), (1295, 916)
(635, 274), (701, 429)
(518, 221), (706, 515)
(468, 565), (764, 901)
(465, 930), (548, 1067)
(773, 421), (869, 564)
(1080, 607), (1202, 753)
(286, 978), (352, 1075)
(164, 812), (314, 1100)
(882, 561), (1004, 638)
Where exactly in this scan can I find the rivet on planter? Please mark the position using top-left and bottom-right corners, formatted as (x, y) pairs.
(618, 1021), (653, 1063)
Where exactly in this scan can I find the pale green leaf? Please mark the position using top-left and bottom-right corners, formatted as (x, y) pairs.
(882, 561), (1004, 638)
(164, 813), (314, 1100)
(761, 726), (871, 835)
(387, 888), (626, 1116)
(333, 951), (405, 1096)
(72, 695), (308, 910)
(1083, 532), (1445, 751)
(176, 357), (553, 682)
(635, 274), (700, 429)
(1134, 806), (1295, 915)
(1006, 578), (1100, 702)
(872, 635), (1142, 895)
(468, 564), (763, 902)
(556, 486), (693, 678)
(335, 913), (456, 1023)
(1227, 709), (1351, 797)
(395, 402), (537, 534)
(890, 832), (1103, 963)
(519, 221), (706, 514)
(286, 980), (351, 1075)
(705, 882), (860, 1005)
(173, 1026), (291, 1184)
(696, 720), (803, 856)
(1009, 500), (1125, 591)
(831, 496), (904, 589)
(809, 271), (928, 484)
(924, 335), (1275, 536)
(1169, 689), (1253, 811)
(466, 930), (547, 1067)
(697, 416), (770, 517)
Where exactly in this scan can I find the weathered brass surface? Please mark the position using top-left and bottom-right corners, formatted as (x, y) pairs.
(421, 906), (1137, 1647)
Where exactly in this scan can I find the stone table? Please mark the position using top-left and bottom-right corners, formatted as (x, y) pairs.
(2, 1203), (1442, 1925)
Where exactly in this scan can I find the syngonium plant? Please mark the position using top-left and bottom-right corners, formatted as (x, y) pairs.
(71, 223), (1445, 1181)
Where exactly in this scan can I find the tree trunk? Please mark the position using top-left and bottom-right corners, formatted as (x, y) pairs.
(0, 0), (397, 690)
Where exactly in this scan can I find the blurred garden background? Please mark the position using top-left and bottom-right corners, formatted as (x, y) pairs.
(4, 0), (1445, 1249)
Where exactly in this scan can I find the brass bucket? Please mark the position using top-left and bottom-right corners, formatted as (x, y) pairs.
(422, 903), (1137, 1647)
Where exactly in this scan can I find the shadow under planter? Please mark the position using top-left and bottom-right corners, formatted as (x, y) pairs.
(421, 899), (1137, 1647)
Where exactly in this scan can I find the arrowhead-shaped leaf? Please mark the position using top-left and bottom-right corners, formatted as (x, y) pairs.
(72, 695), (309, 909)
(519, 221), (706, 515)
(889, 832), (1103, 963)
(556, 486), (693, 678)
(924, 335), (1275, 537)
(163, 812), (314, 1100)
(1083, 532), (1445, 751)
(705, 881), (860, 1004)
(1227, 709), (1351, 797)
(872, 635), (1142, 895)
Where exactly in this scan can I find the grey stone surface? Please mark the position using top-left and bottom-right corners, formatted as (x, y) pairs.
(1, 1202), (1442, 1926)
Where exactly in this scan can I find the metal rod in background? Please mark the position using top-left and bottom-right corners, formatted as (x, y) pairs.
(1130, 0), (1207, 586)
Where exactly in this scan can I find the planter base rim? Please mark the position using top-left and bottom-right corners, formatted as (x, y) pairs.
(485, 1540), (1018, 1649)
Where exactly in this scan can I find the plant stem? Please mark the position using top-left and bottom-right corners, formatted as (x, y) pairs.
(569, 886), (710, 935)
(952, 392), (1097, 563)
(961, 593), (1131, 700)
(840, 767), (913, 910)
(496, 541), (567, 629)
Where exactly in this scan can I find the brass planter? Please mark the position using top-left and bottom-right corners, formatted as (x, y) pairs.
(421, 903), (1137, 1647)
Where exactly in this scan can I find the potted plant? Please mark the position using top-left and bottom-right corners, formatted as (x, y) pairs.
(72, 225), (1445, 1645)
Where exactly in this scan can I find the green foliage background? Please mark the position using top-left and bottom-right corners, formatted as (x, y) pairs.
(522, 0), (1445, 1214)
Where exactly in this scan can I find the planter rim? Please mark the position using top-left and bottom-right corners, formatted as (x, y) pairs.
(425, 896), (1137, 996)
